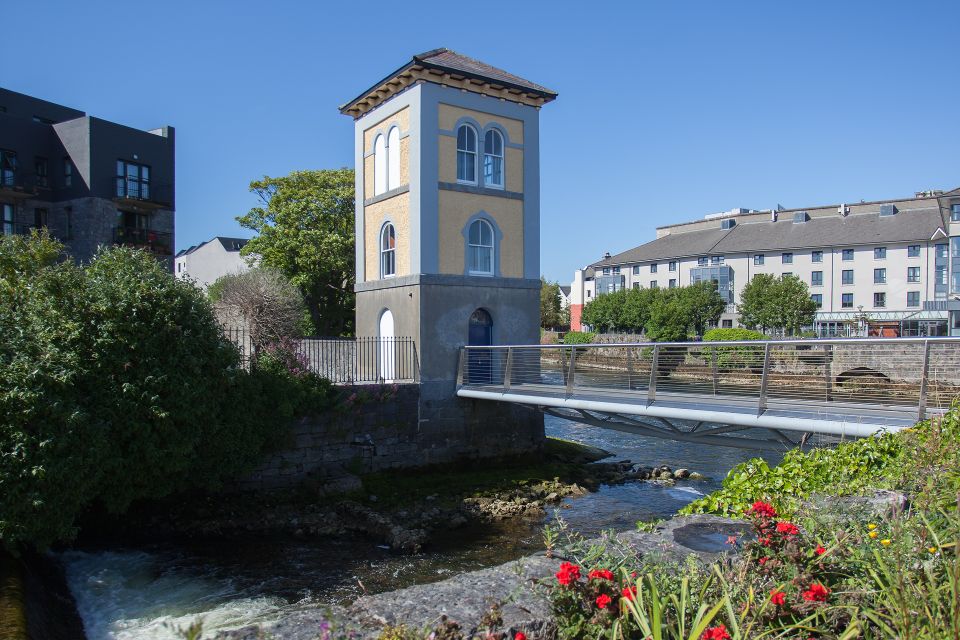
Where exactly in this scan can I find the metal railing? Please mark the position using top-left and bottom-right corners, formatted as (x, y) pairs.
(224, 327), (419, 384)
(457, 337), (960, 422)
(114, 178), (173, 205)
(113, 226), (173, 255)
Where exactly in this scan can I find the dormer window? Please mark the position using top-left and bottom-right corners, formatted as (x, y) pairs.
(456, 124), (478, 184)
(483, 129), (503, 188)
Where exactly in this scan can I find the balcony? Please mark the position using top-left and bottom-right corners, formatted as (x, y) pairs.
(113, 226), (173, 255)
(113, 178), (172, 209)
(0, 173), (37, 199)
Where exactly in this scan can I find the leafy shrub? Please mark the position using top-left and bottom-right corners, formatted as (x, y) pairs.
(0, 234), (311, 549)
(563, 331), (596, 345)
(700, 328), (766, 371)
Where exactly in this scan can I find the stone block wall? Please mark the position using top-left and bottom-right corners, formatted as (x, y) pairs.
(238, 383), (544, 492)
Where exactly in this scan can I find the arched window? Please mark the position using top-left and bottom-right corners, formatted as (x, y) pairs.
(387, 127), (400, 191)
(483, 129), (504, 188)
(467, 218), (494, 275)
(380, 223), (396, 278)
(456, 124), (477, 183)
(373, 134), (387, 196)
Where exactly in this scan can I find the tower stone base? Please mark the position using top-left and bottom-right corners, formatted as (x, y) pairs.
(355, 274), (545, 463)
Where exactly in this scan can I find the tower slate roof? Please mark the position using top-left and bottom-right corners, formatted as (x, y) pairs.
(339, 48), (557, 119)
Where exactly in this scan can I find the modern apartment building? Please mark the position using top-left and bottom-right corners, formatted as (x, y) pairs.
(0, 88), (175, 269)
(570, 188), (960, 337)
(175, 236), (252, 289)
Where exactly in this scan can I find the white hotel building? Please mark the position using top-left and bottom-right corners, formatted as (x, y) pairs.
(569, 188), (960, 337)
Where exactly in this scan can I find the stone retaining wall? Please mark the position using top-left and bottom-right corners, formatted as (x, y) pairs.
(238, 383), (544, 492)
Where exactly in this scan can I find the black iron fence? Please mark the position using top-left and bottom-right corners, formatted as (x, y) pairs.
(223, 327), (419, 384)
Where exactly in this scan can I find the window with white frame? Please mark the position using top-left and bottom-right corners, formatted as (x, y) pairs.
(467, 219), (494, 275)
(380, 223), (396, 278)
(483, 129), (503, 188)
(387, 127), (400, 191)
(457, 124), (478, 183)
(374, 134), (387, 195)
(907, 267), (920, 283)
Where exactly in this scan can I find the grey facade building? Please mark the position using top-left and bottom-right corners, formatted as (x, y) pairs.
(572, 188), (960, 337)
(0, 88), (175, 269)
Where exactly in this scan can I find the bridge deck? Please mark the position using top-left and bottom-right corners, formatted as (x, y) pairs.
(456, 338), (960, 443)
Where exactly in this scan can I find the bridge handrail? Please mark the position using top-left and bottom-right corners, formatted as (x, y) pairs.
(457, 337), (960, 423)
(461, 336), (960, 349)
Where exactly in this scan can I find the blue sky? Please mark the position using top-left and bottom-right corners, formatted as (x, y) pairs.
(6, 0), (958, 283)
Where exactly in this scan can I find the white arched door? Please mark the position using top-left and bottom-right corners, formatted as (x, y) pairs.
(379, 309), (395, 382)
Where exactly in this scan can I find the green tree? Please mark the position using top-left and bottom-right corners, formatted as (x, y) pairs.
(540, 277), (565, 330)
(678, 281), (727, 337)
(237, 169), (355, 336)
(581, 288), (628, 333)
(646, 289), (690, 342)
(737, 273), (779, 333)
(773, 275), (818, 335)
(0, 234), (294, 549)
(738, 274), (816, 335)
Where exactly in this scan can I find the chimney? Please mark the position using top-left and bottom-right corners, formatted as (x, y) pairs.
(603, 251), (611, 260)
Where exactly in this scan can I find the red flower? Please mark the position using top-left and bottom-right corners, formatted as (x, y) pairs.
(770, 589), (786, 606)
(701, 624), (731, 640)
(595, 593), (612, 609)
(758, 536), (772, 547)
(749, 501), (777, 518)
(801, 582), (830, 602)
(555, 562), (581, 586)
(514, 634), (526, 640)
(776, 521), (799, 536)
(758, 556), (769, 565)
(588, 568), (614, 581)
(725, 535), (737, 545)
(815, 545), (826, 555)
(621, 585), (638, 601)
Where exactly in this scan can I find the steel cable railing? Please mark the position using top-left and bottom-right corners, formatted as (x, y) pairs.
(458, 338), (960, 421)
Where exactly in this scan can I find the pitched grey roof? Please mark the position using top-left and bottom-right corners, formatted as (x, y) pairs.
(592, 207), (947, 268)
(176, 236), (249, 258)
(594, 228), (732, 267)
(413, 48), (557, 97)
(712, 207), (944, 254)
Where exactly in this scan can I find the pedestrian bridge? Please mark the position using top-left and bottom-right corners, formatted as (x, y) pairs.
(456, 338), (960, 450)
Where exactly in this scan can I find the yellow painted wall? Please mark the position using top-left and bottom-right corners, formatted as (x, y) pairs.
(365, 192), (410, 281)
(361, 106), (410, 200)
(437, 191), (523, 278)
(438, 104), (523, 144)
(437, 107), (523, 192)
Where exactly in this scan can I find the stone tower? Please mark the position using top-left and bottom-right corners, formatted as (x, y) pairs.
(340, 49), (556, 461)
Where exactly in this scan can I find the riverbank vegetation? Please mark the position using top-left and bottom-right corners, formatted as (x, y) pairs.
(0, 232), (335, 551)
(580, 283), (725, 340)
(542, 406), (960, 639)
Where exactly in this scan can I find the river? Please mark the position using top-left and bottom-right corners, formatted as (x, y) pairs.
(58, 416), (787, 639)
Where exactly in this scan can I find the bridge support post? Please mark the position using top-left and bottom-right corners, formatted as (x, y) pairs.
(626, 347), (634, 390)
(758, 342), (772, 416)
(711, 348), (718, 396)
(918, 340), (931, 420)
(565, 347), (576, 397)
(647, 344), (660, 405)
(503, 347), (514, 391)
(824, 344), (832, 402)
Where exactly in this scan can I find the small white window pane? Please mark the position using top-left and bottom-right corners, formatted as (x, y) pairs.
(387, 127), (400, 191)
(374, 135), (387, 196)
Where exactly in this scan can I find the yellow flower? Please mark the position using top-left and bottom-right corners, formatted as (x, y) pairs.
(869, 531), (879, 539)
(867, 523), (877, 530)
(881, 539), (892, 546)
(929, 547), (938, 554)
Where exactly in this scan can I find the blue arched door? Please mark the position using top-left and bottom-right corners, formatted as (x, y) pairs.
(467, 309), (493, 383)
